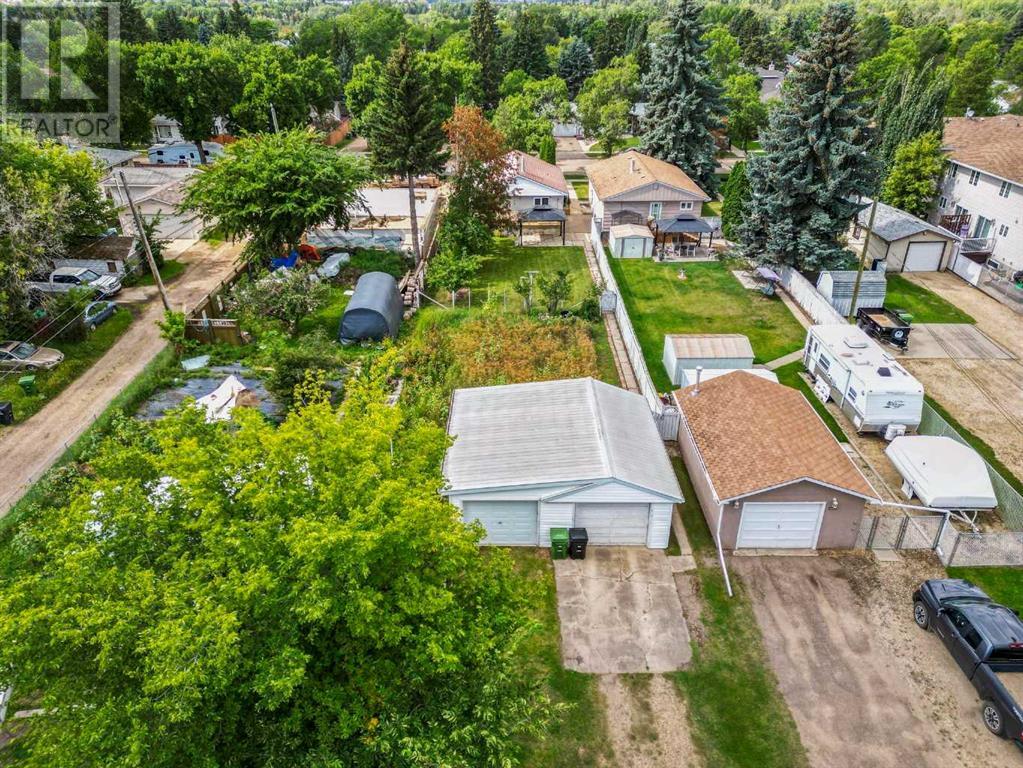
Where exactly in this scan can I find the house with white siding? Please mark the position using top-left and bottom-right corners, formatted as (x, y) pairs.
(442, 378), (683, 548)
(100, 166), (201, 241)
(931, 115), (1023, 272)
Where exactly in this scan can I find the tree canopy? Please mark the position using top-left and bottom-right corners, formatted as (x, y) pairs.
(880, 131), (946, 217)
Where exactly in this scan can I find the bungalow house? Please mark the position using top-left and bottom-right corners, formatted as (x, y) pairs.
(853, 198), (959, 273)
(674, 371), (875, 551)
(507, 150), (570, 245)
(101, 166), (201, 241)
(587, 150), (714, 258)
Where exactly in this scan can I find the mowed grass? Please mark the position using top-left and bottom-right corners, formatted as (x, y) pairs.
(0, 308), (134, 426)
(885, 274), (975, 324)
(670, 458), (810, 768)
(572, 180), (589, 201)
(510, 549), (612, 768)
(609, 259), (806, 391)
(703, 199), (722, 217)
(947, 567), (1023, 609)
(136, 259), (186, 286)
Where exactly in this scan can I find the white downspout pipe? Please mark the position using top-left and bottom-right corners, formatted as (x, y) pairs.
(715, 502), (734, 597)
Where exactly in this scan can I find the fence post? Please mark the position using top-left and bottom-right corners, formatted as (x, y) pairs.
(895, 515), (910, 550)
(948, 532), (962, 567)
(866, 516), (879, 549)
(934, 512), (948, 551)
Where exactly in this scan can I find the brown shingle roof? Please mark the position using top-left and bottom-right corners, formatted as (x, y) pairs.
(674, 371), (874, 501)
(586, 150), (709, 201)
(942, 116), (1023, 186)
(509, 150), (569, 194)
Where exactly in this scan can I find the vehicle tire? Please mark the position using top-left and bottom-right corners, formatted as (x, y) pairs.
(913, 600), (930, 630)
(981, 700), (1007, 738)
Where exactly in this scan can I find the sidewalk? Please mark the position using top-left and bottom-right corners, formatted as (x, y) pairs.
(580, 236), (640, 394)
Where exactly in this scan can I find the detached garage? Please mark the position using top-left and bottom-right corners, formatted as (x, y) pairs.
(444, 378), (683, 548)
(854, 199), (959, 273)
(673, 371), (875, 550)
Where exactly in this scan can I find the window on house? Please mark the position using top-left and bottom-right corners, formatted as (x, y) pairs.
(954, 205), (968, 216)
(999, 181), (1011, 198)
(974, 216), (994, 238)
(680, 201), (693, 211)
(939, 196), (948, 209)
(998, 224), (1009, 237)
(968, 170), (980, 186)
(533, 197), (550, 207)
(649, 201), (663, 218)
(949, 163), (958, 177)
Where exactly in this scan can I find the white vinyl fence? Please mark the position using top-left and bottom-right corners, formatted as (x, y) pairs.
(779, 266), (848, 325)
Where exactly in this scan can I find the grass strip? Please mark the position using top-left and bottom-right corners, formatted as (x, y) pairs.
(885, 275), (975, 324)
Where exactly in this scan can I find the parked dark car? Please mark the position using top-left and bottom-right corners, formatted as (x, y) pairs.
(83, 300), (117, 330)
(913, 579), (1023, 747)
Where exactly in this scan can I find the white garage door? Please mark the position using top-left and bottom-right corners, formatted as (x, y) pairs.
(462, 501), (538, 545)
(574, 503), (650, 545)
(622, 238), (647, 258)
(736, 502), (825, 549)
(904, 241), (944, 272)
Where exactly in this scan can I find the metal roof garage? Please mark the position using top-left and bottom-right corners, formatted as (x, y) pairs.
(443, 378), (683, 548)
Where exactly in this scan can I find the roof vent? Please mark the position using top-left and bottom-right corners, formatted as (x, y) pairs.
(629, 156), (637, 174)
(843, 337), (869, 349)
(878, 367), (892, 377)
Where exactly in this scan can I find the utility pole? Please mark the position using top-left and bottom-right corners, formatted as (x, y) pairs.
(848, 195), (878, 323)
(270, 102), (280, 133)
(118, 171), (171, 312)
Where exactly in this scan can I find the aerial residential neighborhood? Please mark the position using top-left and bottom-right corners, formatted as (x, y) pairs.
(2, 1), (1023, 766)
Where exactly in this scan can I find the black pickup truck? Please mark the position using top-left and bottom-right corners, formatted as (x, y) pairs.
(914, 579), (1023, 747)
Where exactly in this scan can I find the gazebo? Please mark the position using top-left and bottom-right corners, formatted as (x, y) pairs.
(517, 206), (566, 245)
(651, 215), (715, 257)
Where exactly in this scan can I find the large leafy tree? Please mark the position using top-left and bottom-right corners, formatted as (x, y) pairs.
(873, 68), (949, 172)
(361, 40), (448, 264)
(723, 72), (767, 150)
(557, 38), (595, 99)
(946, 39), (998, 116)
(469, 0), (501, 111)
(445, 105), (513, 234)
(577, 57), (639, 157)
(232, 44), (339, 133)
(0, 357), (553, 767)
(639, 0), (723, 195)
(493, 76), (570, 154)
(880, 132), (945, 217)
(739, 3), (876, 271)
(703, 26), (741, 82)
(184, 129), (371, 261)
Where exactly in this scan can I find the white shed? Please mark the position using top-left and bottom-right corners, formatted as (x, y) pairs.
(662, 334), (755, 387)
(609, 224), (654, 258)
(816, 270), (887, 317)
(443, 378), (683, 548)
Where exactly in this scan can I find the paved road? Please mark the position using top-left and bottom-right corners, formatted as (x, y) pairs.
(0, 240), (243, 515)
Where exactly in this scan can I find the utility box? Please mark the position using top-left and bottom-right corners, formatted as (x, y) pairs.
(550, 527), (569, 560)
(568, 528), (588, 560)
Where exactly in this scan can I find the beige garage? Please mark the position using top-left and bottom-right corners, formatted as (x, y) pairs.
(855, 199), (959, 273)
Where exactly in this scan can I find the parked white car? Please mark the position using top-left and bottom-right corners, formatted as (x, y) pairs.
(27, 267), (122, 299)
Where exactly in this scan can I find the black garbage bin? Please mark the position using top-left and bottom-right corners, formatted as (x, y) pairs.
(568, 527), (588, 560)
(0, 401), (12, 426)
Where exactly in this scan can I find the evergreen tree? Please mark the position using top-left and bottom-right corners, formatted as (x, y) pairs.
(502, 9), (552, 80)
(874, 68), (949, 171)
(880, 132), (945, 217)
(538, 134), (556, 164)
(214, 9), (230, 36)
(155, 8), (188, 43)
(227, 0), (251, 37)
(197, 21), (213, 46)
(331, 23), (357, 107)
(469, 0), (501, 111)
(639, 0), (723, 195)
(720, 161), (750, 241)
(739, 3), (876, 271)
(1002, 10), (1023, 54)
(110, 0), (153, 44)
(634, 25), (651, 84)
(362, 40), (448, 264)
(557, 39), (594, 99)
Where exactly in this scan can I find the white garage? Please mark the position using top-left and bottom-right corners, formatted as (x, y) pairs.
(735, 502), (825, 549)
(443, 378), (683, 548)
(904, 241), (945, 272)
(608, 223), (654, 258)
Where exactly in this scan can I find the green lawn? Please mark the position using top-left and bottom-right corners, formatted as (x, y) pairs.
(670, 458), (810, 768)
(703, 200), (722, 217)
(512, 549), (612, 768)
(609, 259), (806, 391)
(585, 136), (640, 157)
(0, 308), (134, 426)
(774, 361), (847, 443)
(946, 567), (1023, 609)
(572, 180), (589, 201)
(136, 259), (186, 286)
(885, 275), (975, 324)
(588, 321), (620, 386)
(297, 286), (350, 338)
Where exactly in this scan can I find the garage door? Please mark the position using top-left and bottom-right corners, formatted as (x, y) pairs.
(904, 241), (944, 272)
(736, 502), (824, 549)
(574, 503), (650, 545)
(462, 501), (538, 545)
(622, 238), (646, 258)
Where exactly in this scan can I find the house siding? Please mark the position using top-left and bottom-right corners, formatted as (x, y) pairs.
(509, 194), (567, 214)
(884, 231), (955, 272)
(538, 502), (574, 545)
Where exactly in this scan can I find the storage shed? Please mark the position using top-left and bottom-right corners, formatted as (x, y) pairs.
(443, 378), (683, 548)
(338, 272), (402, 344)
(608, 224), (654, 258)
(662, 334), (755, 387)
(816, 270), (887, 316)
(674, 372), (875, 550)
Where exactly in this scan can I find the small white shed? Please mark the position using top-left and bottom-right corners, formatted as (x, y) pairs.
(609, 224), (654, 258)
(443, 378), (683, 548)
(816, 270), (887, 317)
(662, 334), (755, 387)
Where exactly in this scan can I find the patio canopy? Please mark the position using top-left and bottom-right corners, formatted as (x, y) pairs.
(653, 215), (714, 234)
(517, 206), (566, 245)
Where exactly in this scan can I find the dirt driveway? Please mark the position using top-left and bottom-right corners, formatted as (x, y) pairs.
(732, 554), (1018, 768)
(0, 240), (242, 514)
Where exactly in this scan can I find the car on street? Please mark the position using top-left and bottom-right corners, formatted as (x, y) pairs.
(914, 578), (1023, 749)
(26, 267), (122, 299)
(0, 341), (64, 371)
(83, 300), (118, 330)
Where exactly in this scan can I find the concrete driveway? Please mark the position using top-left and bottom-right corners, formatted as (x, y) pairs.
(554, 547), (691, 673)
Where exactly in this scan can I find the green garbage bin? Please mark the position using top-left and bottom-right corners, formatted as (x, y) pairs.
(18, 375), (36, 395)
(550, 527), (569, 560)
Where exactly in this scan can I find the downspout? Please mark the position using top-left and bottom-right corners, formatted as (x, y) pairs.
(715, 502), (734, 598)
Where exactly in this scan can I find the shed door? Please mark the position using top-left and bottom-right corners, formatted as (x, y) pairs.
(462, 501), (538, 546)
(574, 503), (650, 545)
(904, 242), (944, 272)
(736, 502), (825, 549)
(622, 237), (646, 258)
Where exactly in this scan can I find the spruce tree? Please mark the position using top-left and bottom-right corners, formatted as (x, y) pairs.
(362, 39), (448, 264)
(639, 0), (723, 195)
(469, 0), (501, 111)
(739, 3), (876, 271)
(557, 39), (595, 99)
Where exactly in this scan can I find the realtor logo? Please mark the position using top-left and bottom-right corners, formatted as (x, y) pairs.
(2, 3), (120, 143)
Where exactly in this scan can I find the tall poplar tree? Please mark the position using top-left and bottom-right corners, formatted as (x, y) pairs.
(874, 68), (949, 172)
(469, 0), (501, 111)
(639, 0), (723, 195)
(362, 40), (448, 264)
(739, 3), (876, 271)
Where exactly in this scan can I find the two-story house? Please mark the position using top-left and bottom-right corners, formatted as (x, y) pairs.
(931, 116), (1023, 273)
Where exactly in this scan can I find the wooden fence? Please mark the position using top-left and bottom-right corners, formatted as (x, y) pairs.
(186, 258), (250, 345)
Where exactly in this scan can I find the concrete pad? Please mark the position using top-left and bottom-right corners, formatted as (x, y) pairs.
(732, 548), (819, 557)
(871, 547), (903, 562)
(900, 324), (1014, 360)
(554, 548), (692, 673)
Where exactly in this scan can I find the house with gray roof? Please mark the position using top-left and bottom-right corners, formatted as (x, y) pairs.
(854, 198), (960, 273)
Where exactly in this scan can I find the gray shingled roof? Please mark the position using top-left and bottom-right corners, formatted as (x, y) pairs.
(856, 199), (958, 243)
